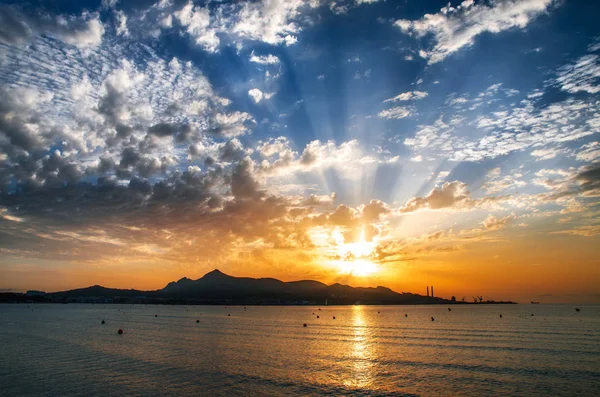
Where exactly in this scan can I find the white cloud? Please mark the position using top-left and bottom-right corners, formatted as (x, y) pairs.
(404, 97), (600, 162)
(257, 138), (398, 179)
(231, 0), (315, 46)
(379, 106), (413, 119)
(174, 2), (219, 53)
(249, 52), (280, 65)
(395, 0), (555, 63)
(0, 7), (105, 48)
(555, 54), (600, 94)
(483, 168), (527, 194)
(115, 10), (129, 37)
(531, 147), (569, 161)
(383, 91), (428, 103)
(248, 88), (274, 103)
(576, 142), (600, 163)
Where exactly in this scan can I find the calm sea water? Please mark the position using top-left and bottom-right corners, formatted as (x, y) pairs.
(1, 304), (599, 396)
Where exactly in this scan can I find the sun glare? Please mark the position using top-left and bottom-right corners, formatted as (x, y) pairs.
(332, 228), (378, 277)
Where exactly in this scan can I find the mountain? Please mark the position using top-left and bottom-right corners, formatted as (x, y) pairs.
(47, 269), (452, 305)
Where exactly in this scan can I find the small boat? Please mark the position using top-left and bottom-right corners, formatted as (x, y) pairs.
(531, 301), (540, 304)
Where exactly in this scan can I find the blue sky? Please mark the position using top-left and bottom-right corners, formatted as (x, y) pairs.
(0, 0), (599, 302)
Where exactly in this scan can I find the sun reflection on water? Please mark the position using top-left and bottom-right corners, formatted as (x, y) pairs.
(344, 305), (375, 389)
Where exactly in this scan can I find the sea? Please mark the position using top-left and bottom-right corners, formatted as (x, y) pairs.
(0, 304), (599, 396)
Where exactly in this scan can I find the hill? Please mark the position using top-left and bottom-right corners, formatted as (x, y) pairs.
(47, 269), (453, 305)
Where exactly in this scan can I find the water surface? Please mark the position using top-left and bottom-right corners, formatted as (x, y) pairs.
(1, 304), (599, 396)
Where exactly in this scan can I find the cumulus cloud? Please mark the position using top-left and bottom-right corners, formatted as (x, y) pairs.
(140, 0), (323, 53)
(401, 181), (472, 212)
(256, 138), (396, 178)
(532, 164), (600, 202)
(0, 6), (104, 48)
(395, 0), (555, 63)
(248, 88), (274, 103)
(173, 2), (219, 53)
(302, 193), (337, 207)
(0, 34), (256, 193)
(482, 214), (516, 230)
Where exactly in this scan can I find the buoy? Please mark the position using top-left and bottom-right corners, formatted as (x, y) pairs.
(196, 320), (199, 323)
(317, 315), (320, 319)
(303, 323), (307, 327)
(101, 320), (105, 324)
(499, 314), (502, 318)
(531, 314), (534, 316)
(448, 308), (451, 312)
(378, 311), (380, 314)
(405, 314), (408, 317)
(318, 308), (321, 311)
(333, 316), (336, 320)
(117, 329), (123, 335)
(155, 314), (158, 317)
(228, 314), (231, 316)
(575, 308), (580, 312)
(431, 317), (435, 321)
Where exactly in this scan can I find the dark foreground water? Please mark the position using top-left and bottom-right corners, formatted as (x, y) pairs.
(1, 304), (599, 396)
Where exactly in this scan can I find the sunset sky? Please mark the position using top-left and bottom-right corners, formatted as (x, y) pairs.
(1, 0), (599, 303)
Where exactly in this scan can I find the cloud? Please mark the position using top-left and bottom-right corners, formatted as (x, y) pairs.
(248, 88), (274, 103)
(249, 53), (280, 65)
(0, 5), (104, 48)
(302, 193), (336, 207)
(257, 138), (397, 178)
(532, 164), (600, 202)
(361, 199), (390, 222)
(379, 106), (413, 119)
(173, 2), (219, 53)
(230, 0), (317, 46)
(115, 10), (129, 37)
(531, 147), (570, 161)
(576, 142), (600, 163)
(0, 34), (256, 192)
(258, 137), (293, 158)
(482, 214), (516, 230)
(400, 181), (472, 212)
(550, 225), (600, 237)
(404, 95), (600, 162)
(554, 54), (600, 94)
(482, 168), (527, 194)
(395, 0), (555, 63)
(383, 91), (428, 102)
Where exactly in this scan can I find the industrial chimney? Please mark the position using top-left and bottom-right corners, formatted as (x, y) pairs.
(427, 286), (429, 297)
(431, 286), (434, 298)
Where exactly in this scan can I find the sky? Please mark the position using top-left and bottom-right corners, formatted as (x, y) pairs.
(0, 0), (599, 303)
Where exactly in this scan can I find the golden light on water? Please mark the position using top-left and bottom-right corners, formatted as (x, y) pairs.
(345, 305), (374, 389)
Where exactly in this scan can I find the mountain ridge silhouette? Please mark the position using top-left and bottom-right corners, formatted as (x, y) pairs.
(47, 269), (454, 304)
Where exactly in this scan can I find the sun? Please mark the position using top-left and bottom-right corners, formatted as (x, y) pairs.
(332, 228), (378, 277)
